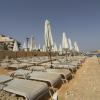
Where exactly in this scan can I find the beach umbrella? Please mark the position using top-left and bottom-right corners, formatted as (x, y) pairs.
(44, 19), (54, 68)
(74, 42), (77, 51)
(34, 44), (37, 50)
(77, 45), (79, 52)
(68, 38), (73, 50)
(62, 32), (69, 49)
(13, 41), (19, 51)
(42, 45), (46, 52)
(29, 35), (34, 51)
(22, 42), (27, 51)
(44, 19), (54, 50)
(59, 45), (62, 52)
(38, 44), (41, 50)
(58, 45), (62, 55)
(62, 33), (69, 61)
(53, 43), (57, 52)
(74, 41), (79, 52)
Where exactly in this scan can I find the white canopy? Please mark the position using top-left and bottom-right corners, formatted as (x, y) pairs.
(29, 35), (34, 51)
(42, 45), (46, 52)
(68, 38), (73, 50)
(74, 41), (79, 52)
(53, 43), (57, 52)
(22, 42), (27, 51)
(34, 44), (37, 50)
(62, 32), (69, 49)
(44, 20), (53, 50)
(38, 44), (41, 50)
(58, 45), (62, 52)
(13, 41), (19, 52)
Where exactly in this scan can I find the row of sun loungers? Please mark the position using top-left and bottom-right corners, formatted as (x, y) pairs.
(0, 56), (56, 69)
(0, 55), (86, 100)
(0, 68), (72, 99)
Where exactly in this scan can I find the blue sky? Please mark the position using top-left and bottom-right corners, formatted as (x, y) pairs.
(0, 0), (100, 51)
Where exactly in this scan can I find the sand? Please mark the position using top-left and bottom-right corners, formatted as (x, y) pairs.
(0, 67), (12, 75)
(58, 56), (100, 100)
(0, 91), (25, 100)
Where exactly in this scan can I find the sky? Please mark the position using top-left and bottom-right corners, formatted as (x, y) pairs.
(0, 0), (100, 51)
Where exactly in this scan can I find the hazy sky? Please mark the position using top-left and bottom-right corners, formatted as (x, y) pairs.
(0, 0), (100, 51)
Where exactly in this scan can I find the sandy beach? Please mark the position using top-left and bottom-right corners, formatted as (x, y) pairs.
(0, 56), (100, 100)
(58, 56), (100, 100)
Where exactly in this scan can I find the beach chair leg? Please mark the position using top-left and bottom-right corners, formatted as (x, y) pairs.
(61, 79), (65, 84)
(48, 89), (53, 99)
(49, 86), (56, 93)
(61, 79), (66, 84)
(52, 91), (58, 100)
(64, 75), (68, 83)
(52, 86), (56, 93)
(49, 89), (58, 100)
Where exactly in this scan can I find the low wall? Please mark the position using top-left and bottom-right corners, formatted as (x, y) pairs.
(0, 50), (57, 59)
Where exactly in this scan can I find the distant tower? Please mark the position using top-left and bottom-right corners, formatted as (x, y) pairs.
(26, 37), (29, 51)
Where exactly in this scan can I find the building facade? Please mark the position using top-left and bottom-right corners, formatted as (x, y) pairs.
(0, 34), (20, 50)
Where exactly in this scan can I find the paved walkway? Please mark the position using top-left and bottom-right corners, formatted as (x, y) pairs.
(58, 56), (100, 100)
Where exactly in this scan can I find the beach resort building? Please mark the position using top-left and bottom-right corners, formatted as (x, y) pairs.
(0, 34), (20, 50)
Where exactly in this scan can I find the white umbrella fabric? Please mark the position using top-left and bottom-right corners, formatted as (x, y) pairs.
(59, 45), (62, 52)
(68, 38), (73, 50)
(62, 32), (69, 49)
(13, 41), (19, 52)
(44, 19), (54, 68)
(53, 43), (57, 52)
(38, 44), (41, 50)
(42, 45), (46, 52)
(23, 42), (27, 51)
(29, 35), (34, 51)
(74, 41), (79, 52)
(44, 20), (53, 51)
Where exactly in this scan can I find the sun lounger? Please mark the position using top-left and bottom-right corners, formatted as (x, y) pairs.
(0, 75), (13, 84)
(8, 63), (25, 69)
(8, 69), (61, 97)
(0, 75), (13, 90)
(7, 62), (33, 69)
(10, 69), (62, 85)
(46, 69), (72, 82)
(43, 62), (76, 72)
(4, 79), (48, 100)
(9, 69), (31, 79)
(29, 72), (61, 88)
(28, 66), (46, 71)
(0, 61), (10, 68)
